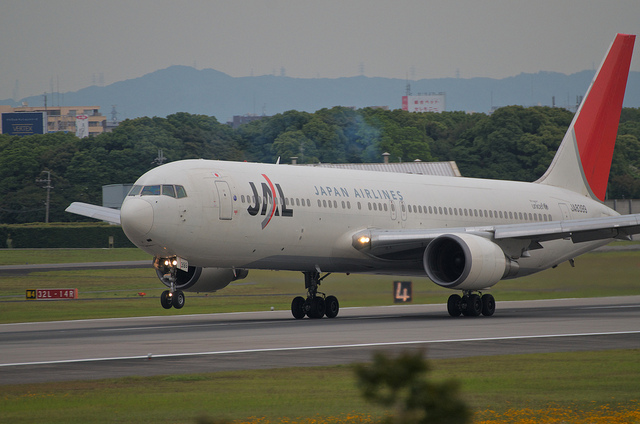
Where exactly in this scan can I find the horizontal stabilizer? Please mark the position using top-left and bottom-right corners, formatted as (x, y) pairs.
(65, 202), (121, 225)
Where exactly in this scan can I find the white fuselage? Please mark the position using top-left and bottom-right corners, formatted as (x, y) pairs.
(120, 159), (617, 282)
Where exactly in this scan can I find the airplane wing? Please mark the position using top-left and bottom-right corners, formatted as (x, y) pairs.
(353, 213), (640, 259)
(65, 202), (121, 225)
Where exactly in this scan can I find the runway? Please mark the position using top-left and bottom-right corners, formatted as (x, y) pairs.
(1, 296), (639, 385)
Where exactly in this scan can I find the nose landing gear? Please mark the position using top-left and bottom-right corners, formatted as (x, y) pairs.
(160, 289), (185, 309)
(291, 271), (340, 319)
(155, 257), (186, 310)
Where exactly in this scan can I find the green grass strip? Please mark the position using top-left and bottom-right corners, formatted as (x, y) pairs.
(1, 350), (638, 423)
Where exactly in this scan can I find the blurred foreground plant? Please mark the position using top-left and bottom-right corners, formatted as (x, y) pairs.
(354, 350), (471, 424)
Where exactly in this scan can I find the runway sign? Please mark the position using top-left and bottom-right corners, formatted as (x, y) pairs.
(26, 289), (78, 300)
(393, 281), (412, 303)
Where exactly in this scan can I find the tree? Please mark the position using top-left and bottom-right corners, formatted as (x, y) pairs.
(354, 350), (472, 424)
(271, 130), (318, 163)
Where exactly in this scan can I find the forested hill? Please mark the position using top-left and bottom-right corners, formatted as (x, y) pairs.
(1, 106), (640, 224)
(3, 66), (640, 121)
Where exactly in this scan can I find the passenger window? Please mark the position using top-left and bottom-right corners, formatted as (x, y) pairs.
(141, 185), (160, 196)
(162, 185), (176, 198)
(128, 185), (143, 196)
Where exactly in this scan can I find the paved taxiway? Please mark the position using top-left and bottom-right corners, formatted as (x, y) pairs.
(1, 296), (639, 385)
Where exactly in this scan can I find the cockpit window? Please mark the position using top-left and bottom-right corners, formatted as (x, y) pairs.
(128, 185), (143, 196)
(176, 185), (187, 198)
(133, 184), (187, 198)
(162, 185), (176, 198)
(141, 185), (161, 196)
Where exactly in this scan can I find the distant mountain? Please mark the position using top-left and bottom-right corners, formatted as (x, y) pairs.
(3, 66), (640, 123)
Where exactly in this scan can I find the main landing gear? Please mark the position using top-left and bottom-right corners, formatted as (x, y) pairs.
(291, 271), (340, 319)
(155, 257), (185, 310)
(447, 291), (495, 317)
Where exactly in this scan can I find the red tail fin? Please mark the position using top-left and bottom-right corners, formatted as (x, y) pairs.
(575, 34), (635, 200)
(537, 34), (635, 201)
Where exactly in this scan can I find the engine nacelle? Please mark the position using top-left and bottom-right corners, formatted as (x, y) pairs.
(424, 233), (517, 290)
(156, 266), (248, 292)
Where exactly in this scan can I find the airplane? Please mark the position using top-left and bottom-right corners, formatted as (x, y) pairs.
(67, 33), (638, 319)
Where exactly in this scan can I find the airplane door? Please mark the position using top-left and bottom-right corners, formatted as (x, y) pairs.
(390, 201), (397, 220)
(558, 203), (571, 220)
(400, 200), (407, 221)
(216, 181), (233, 220)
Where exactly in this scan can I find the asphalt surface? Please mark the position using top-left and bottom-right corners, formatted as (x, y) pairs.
(1, 296), (639, 385)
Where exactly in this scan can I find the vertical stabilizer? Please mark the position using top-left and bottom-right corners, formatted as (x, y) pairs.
(537, 34), (635, 201)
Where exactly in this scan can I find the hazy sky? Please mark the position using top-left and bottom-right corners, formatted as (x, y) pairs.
(1, 0), (639, 100)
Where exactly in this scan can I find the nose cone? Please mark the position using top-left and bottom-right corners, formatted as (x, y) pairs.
(121, 198), (154, 241)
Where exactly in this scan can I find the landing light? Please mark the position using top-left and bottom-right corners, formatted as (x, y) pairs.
(358, 236), (371, 245)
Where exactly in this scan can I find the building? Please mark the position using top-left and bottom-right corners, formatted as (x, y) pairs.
(402, 93), (446, 113)
(302, 160), (461, 177)
(228, 114), (269, 129)
(0, 104), (107, 136)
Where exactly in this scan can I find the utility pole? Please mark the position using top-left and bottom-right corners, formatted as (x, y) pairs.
(36, 171), (53, 223)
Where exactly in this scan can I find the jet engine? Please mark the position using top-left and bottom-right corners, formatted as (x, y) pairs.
(423, 233), (518, 290)
(156, 266), (248, 292)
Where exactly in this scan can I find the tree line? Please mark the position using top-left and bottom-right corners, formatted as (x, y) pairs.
(1, 106), (639, 224)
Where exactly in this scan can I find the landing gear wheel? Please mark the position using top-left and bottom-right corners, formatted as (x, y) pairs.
(447, 294), (462, 317)
(172, 290), (185, 309)
(325, 295), (339, 318)
(481, 294), (496, 316)
(307, 297), (326, 319)
(291, 296), (306, 319)
(160, 290), (173, 309)
(463, 294), (482, 317)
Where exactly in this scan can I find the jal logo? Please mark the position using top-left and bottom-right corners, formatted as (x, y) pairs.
(247, 174), (293, 229)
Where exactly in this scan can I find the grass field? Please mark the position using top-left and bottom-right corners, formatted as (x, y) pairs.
(1, 350), (638, 423)
(1, 247), (640, 423)
(1, 247), (640, 323)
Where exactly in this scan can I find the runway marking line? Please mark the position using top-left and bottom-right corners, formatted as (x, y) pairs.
(2, 330), (639, 368)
